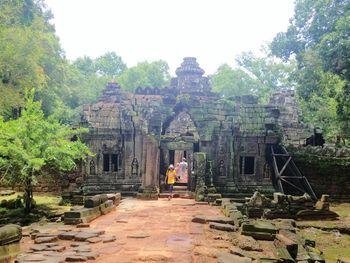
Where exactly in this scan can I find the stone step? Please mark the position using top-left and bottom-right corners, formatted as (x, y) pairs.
(173, 186), (188, 191)
(159, 192), (193, 199)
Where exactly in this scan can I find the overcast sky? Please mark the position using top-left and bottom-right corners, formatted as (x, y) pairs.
(45, 0), (295, 75)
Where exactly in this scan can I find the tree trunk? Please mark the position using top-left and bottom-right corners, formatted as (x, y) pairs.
(24, 175), (33, 214)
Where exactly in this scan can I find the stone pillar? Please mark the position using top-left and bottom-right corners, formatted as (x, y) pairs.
(193, 152), (207, 201)
(143, 136), (160, 188)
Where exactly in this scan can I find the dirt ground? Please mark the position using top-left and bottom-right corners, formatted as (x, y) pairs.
(16, 198), (350, 263)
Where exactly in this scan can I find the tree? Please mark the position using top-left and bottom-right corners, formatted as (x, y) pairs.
(117, 60), (170, 92)
(271, 0), (350, 143)
(0, 0), (65, 118)
(210, 64), (256, 97)
(94, 52), (126, 77)
(210, 51), (295, 101)
(0, 90), (91, 213)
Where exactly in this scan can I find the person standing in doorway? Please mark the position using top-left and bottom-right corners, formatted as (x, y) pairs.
(179, 158), (188, 183)
(165, 164), (176, 200)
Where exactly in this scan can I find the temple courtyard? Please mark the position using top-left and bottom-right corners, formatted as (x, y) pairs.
(10, 197), (350, 263)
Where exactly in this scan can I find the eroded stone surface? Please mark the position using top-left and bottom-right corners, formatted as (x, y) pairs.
(209, 222), (237, 232)
(34, 236), (58, 244)
(65, 255), (88, 262)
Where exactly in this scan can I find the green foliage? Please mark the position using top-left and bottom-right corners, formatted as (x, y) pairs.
(271, 0), (350, 143)
(211, 52), (295, 102)
(94, 51), (126, 77)
(211, 64), (255, 97)
(0, 90), (91, 212)
(0, 0), (122, 123)
(117, 60), (170, 92)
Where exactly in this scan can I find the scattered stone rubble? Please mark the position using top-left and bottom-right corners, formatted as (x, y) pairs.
(242, 192), (339, 220)
(64, 193), (121, 225)
(14, 222), (117, 263)
(191, 191), (343, 262)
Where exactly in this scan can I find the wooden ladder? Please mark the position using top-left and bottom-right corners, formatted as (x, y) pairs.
(270, 145), (317, 200)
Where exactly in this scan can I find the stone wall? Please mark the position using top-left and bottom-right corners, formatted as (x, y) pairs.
(288, 145), (350, 199)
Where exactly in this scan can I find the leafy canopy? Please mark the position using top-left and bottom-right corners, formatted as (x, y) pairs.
(271, 0), (350, 143)
(0, 89), (91, 188)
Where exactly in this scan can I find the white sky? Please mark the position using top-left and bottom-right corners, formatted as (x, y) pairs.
(45, 0), (295, 75)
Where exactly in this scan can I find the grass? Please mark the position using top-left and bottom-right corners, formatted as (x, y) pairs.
(298, 202), (350, 262)
(0, 192), (71, 226)
(299, 227), (350, 262)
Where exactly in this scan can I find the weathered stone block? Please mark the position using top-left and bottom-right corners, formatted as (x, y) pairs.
(99, 200), (115, 215)
(274, 247), (294, 263)
(241, 220), (277, 240)
(274, 230), (299, 259)
(296, 209), (339, 220)
(0, 224), (22, 245)
(64, 207), (101, 225)
(209, 222), (237, 232)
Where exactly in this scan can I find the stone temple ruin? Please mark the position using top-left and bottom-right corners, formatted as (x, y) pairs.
(78, 57), (317, 199)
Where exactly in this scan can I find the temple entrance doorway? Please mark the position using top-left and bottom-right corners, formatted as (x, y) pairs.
(159, 111), (199, 193)
(159, 148), (192, 192)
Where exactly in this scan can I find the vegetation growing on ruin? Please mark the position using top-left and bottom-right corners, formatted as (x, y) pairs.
(0, 90), (91, 213)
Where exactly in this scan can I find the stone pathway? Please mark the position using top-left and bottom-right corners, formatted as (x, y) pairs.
(18, 198), (241, 263)
(89, 198), (224, 262)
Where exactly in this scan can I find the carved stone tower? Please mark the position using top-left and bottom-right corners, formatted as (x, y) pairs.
(170, 57), (211, 95)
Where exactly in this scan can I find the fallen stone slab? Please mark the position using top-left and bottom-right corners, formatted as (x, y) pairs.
(58, 232), (78, 240)
(273, 219), (296, 233)
(101, 235), (116, 243)
(241, 220), (277, 241)
(29, 244), (50, 251)
(296, 209), (339, 220)
(229, 247), (248, 257)
(70, 242), (89, 247)
(34, 236), (58, 244)
(87, 229), (105, 235)
(65, 255), (88, 262)
(209, 222), (237, 232)
(127, 232), (150, 238)
(64, 207), (101, 225)
(86, 237), (101, 243)
(192, 215), (206, 224)
(274, 229), (299, 259)
(232, 235), (262, 252)
(76, 224), (90, 228)
(17, 253), (47, 262)
(84, 194), (108, 208)
(296, 244), (311, 261)
(305, 246), (325, 262)
(206, 216), (235, 225)
(72, 246), (92, 253)
(217, 252), (252, 263)
(274, 247), (294, 263)
(74, 232), (98, 242)
(44, 245), (66, 252)
(31, 233), (57, 240)
(75, 252), (99, 260)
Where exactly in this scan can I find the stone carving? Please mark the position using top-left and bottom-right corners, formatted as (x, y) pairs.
(131, 157), (139, 177)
